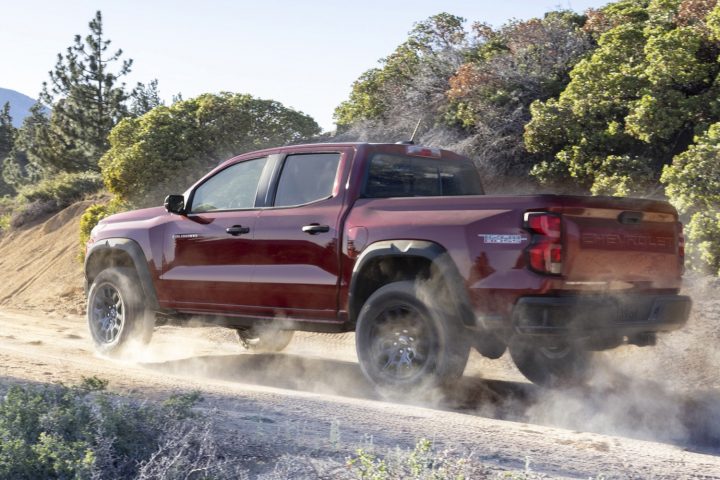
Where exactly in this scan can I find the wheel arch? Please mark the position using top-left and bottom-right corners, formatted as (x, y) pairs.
(84, 238), (159, 311)
(348, 240), (476, 328)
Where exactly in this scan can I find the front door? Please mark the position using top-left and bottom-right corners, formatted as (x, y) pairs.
(160, 157), (268, 314)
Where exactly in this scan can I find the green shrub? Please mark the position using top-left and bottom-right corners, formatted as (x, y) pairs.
(100, 92), (321, 207)
(0, 197), (18, 231)
(7, 172), (103, 229)
(0, 378), (240, 479)
(18, 172), (102, 207)
(683, 211), (720, 275)
(662, 122), (720, 274)
(348, 439), (473, 479)
(78, 199), (128, 257)
(0, 195), (14, 214)
(0, 213), (10, 231)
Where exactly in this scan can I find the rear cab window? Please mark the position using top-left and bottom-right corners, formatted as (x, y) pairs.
(363, 153), (484, 198)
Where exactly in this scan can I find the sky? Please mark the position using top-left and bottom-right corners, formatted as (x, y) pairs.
(1, 0), (612, 132)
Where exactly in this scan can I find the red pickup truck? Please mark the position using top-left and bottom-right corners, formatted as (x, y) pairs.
(85, 142), (691, 389)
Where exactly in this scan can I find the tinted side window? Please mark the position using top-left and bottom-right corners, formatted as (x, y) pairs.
(364, 154), (484, 198)
(191, 157), (267, 212)
(274, 153), (341, 207)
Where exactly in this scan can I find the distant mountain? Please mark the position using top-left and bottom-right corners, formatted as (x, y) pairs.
(0, 87), (43, 127)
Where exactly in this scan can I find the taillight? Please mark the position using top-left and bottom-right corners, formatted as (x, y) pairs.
(524, 212), (563, 275)
(678, 222), (685, 273)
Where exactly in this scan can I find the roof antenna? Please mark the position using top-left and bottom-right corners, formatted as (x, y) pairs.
(397, 117), (423, 145)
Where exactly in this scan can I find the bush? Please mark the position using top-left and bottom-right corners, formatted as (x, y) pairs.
(100, 92), (321, 207)
(0, 197), (13, 231)
(18, 172), (102, 207)
(662, 122), (720, 274)
(0, 378), (241, 479)
(7, 172), (103, 228)
(348, 439), (474, 479)
(683, 211), (720, 275)
(78, 199), (127, 257)
(9, 200), (57, 228)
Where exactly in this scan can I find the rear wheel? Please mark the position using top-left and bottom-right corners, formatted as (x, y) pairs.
(87, 267), (154, 356)
(509, 337), (592, 387)
(236, 326), (294, 352)
(355, 281), (470, 392)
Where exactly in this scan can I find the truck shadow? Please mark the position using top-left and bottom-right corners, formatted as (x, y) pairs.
(140, 352), (720, 455)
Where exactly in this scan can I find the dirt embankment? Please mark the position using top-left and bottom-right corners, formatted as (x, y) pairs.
(0, 200), (91, 315)
(1, 201), (720, 478)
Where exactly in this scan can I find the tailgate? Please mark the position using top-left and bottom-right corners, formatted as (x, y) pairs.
(559, 200), (682, 288)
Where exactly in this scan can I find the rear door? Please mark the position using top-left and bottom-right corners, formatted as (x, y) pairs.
(251, 151), (347, 321)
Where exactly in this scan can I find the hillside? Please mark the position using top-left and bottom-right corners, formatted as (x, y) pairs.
(0, 200), (90, 314)
(0, 87), (41, 126)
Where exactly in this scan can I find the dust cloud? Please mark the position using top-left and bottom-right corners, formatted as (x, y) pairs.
(102, 270), (720, 454)
(465, 272), (720, 452)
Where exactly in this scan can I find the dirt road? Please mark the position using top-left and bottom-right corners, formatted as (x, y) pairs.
(1, 308), (719, 478)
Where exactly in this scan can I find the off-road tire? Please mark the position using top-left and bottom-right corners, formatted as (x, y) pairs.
(236, 327), (294, 352)
(87, 267), (154, 356)
(355, 281), (470, 392)
(509, 337), (592, 387)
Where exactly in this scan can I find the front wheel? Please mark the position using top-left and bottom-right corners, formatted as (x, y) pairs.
(509, 338), (592, 387)
(355, 281), (470, 392)
(87, 267), (154, 356)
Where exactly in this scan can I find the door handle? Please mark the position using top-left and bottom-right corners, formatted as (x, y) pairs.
(302, 224), (330, 235)
(226, 225), (251, 236)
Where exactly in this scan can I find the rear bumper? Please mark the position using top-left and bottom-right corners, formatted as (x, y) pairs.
(512, 294), (691, 337)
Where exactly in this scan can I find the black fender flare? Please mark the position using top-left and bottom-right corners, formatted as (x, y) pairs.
(348, 240), (476, 328)
(84, 238), (160, 311)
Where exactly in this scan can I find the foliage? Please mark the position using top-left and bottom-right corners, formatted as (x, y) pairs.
(7, 172), (102, 228)
(334, 13), (468, 133)
(333, 68), (388, 128)
(18, 172), (102, 207)
(78, 198), (128, 256)
(2, 102), (49, 189)
(130, 79), (163, 116)
(525, 0), (720, 195)
(0, 102), (14, 162)
(38, 11), (134, 172)
(333, 11), (593, 190)
(522, 0), (720, 272)
(447, 11), (593, 179)
(100, 92), (321, 207)
(0, 378), (242, 479)
(0, 102), (17, 196)
(0, 195), (12, 231)
(662, 122), (720, 273)
(348, 439), (473, 479)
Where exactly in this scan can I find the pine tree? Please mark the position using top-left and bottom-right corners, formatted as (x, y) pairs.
(0, 102), (15, 161)
(130, 79), (163, 116)
(2, 103), (49, 188)
(0, 102), (17, 195)
(40, 10), (132, 171)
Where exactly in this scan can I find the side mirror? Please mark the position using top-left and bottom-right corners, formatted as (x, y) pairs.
(164, 194), (186, 215)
